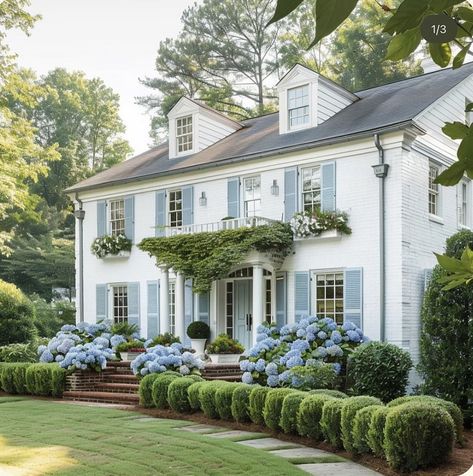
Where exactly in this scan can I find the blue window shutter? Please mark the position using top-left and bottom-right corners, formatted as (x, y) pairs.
(184, 280), (194, 346)
(321, 162), (336, 212)
(284, 167), (298, 221)
(294, 271), (310, 322)
(147, 281), (159, 338)
(96, 284), (108, 321)
(182, 186), (194, 225)
(127, 282), (140, 332)
(227, 178), (240, 218)
(124, 195), (135, 242)
(344, 268), (363, 329)
(155, 191), (166, 237)
(198, 292), (210, 325)
(97, 201), (107, 237)
(276, 273), (287, 328)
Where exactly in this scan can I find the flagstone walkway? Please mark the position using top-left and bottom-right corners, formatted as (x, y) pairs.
(177, 423), (383, 476)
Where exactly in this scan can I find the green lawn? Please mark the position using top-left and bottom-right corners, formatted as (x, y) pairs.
(0, 397), (304, 476)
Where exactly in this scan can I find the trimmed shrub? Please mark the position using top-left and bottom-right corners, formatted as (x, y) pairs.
(367, 406), (389, 458)
(297, 394), (334, 440)
(0, 343), (37, 363)
(139, 373), (161, 407)
(231, 384), (253, 423)
(188, 381), (206, 411)
(280, 391), (306, 434)
(168, 377), (196, 413)
(309, 389), (347, 399)
(152, 373), (181, 409)
(215, 383), (239, 420)
(187, 375), (204, 383)
(388, 395), (463, 442)
(49, 365), (67, 397)
(352, 405), (381, 454)
(24, 364), (67, 397)
(384, 403), (455, 471)
(341, 396), (383, 453)
(348, 342), (412, 403)
(0, 280), (36, 345)
(199, 381), (228, 419)
(1, 363), (32, 394)
(249, 386), (271, 425)
(320, 399), (345, 448)
(186, 321), (210, 340)
(263, 388), (297, 431)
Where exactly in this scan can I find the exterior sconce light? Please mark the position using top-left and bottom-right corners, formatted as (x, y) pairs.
(74, 209), (86, 221)
(199, 191), (207, 207)
(270, 179), (280, 196)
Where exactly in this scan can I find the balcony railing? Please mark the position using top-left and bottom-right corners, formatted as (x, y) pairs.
(164, 216), (278, 237)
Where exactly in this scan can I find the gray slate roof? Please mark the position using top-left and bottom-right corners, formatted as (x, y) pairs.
(67, 64), (473, 194)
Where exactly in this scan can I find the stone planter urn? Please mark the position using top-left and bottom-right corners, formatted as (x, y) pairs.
(207, 353), (242, 364)
(120, 351), (143, 362)
(190, 338), (207, 357)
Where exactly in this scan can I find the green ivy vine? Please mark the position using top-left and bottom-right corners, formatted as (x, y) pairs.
(139, 223), (294, 294)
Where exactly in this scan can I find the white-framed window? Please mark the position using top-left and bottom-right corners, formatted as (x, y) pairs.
(112, 285), (128, 324)
(466, 98), (472, 127)
(459, 180), (470, 228)
(265, 279), (272, 324)
(243, 176), (261, 217)
(302, 166), (321, 213)
(288, 84), (310, 130)
(225, 282), (233, 338)
(109, 199), (125, 236)
(315, 272), (344, 324)
(176, 115), (193, 154)
(429, 164), (441, 217)
(168, 189), (183, 227)
(169, 281), (176, 335)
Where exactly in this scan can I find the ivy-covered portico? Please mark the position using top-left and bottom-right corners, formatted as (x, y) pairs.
(139, 222), (294, 345)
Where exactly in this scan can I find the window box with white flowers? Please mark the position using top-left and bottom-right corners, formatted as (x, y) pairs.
(291, 210), (352, 241)
(91, 234), (132, 259)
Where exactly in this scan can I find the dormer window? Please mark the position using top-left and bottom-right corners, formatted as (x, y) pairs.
(176, 115), (193, 154)
(288, 85), (310, 130)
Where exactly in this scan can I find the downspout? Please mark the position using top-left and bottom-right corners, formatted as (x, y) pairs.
(74, 193), (85, 323)
(373, 134), (389, 342)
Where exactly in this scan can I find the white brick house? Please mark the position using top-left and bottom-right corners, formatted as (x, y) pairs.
(66, 63), (473, 360)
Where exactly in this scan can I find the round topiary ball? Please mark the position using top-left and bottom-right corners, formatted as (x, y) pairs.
(186, 321), (210, 340)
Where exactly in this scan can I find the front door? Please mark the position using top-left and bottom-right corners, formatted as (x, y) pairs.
(234, 280), (253, 349)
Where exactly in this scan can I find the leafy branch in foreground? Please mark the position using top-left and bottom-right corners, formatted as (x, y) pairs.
(435, 246), (473, 290)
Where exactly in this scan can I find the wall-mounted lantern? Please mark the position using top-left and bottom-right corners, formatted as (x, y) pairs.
(270, 179), (279, 196)
(199, 191), (207, 207)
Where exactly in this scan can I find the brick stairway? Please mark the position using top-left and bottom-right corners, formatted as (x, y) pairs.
(62, 361), (243, 405)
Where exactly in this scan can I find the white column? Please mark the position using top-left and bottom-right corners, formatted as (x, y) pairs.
(252, 264), (264, 345)
(159, 267), (170, 334)
(175, 272), (185, 341)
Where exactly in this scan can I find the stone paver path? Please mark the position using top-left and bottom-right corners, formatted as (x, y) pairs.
(174, 423), (383, 475)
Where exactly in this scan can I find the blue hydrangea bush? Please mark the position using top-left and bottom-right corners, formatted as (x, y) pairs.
(239, 317), (364, 387)
(37, 321), (129, 371)
(130, 342), (205, 377)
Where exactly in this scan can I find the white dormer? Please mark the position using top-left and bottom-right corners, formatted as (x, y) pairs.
(277, 64), (358, 135)
(168, 97), (242, 159)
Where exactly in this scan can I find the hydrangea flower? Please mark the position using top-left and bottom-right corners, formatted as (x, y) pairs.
(242, 372), (253, 384)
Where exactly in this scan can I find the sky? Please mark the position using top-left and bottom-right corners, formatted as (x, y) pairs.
(7, 0), (198, 155)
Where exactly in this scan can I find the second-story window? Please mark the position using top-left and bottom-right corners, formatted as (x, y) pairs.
(459, 180), (470, 227)
(302, 166), (321, 213)
(176, 115), (193, 154)
(466, 98), (472, 127)
(429, 164), (440, 216)
(109, 199), (125, 236)
(243, 176), (261, 217)
(288, 85), (309, 130)
(169, 189), (183, 227)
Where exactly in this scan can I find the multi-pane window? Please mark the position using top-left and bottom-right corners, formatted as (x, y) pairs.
(316, 273), (344, 324)
(288, 85), (310, 129)
(243, 176), (261, 217)
(176, 115), (193, 153)
(302, 166), (321, 214)
(226, 282), (233, 338)
(169, 189), (183, 227)
(466, 98), (472, 127)
(169, 281), (176, 335)
(110, 199), (125, 236)
(112, 286), (128, 324)
(460, 181), (469, 227)
(429, 164), (440, 216)
(265, 279), (272, 324)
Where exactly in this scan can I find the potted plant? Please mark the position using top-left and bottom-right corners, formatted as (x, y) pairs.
(206, 334), (244, 364)
(186, 321), (210, 356)
(116, 340), (145, 361)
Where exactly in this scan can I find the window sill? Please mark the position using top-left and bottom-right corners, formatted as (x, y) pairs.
(294, 230), (342, 242)
(429, 214), (444, 225)
(101, 250), (131, 260)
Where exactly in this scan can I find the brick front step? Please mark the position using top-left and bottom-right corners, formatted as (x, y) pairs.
(94, 383), (140, 394)
(102, 374), (138, 383)
(204, 375), (242, 382)
(63, 390), (139, 405)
